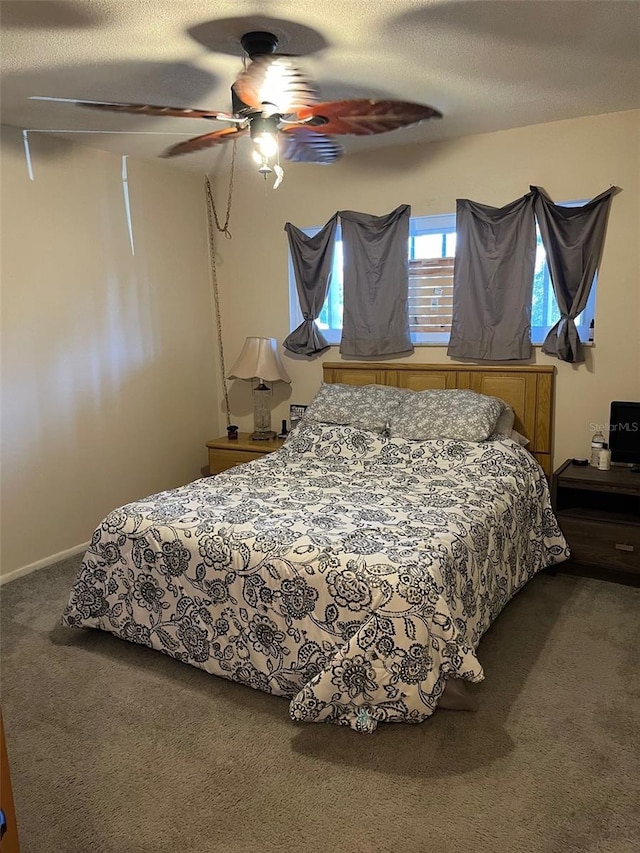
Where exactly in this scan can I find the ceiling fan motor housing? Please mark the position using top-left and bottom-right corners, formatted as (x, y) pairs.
(240, 31), (279, 59)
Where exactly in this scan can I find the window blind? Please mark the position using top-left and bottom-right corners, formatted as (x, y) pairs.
(408, 257), (455, 335)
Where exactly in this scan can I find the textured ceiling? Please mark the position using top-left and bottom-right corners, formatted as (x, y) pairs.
(1, 0), (639, 172)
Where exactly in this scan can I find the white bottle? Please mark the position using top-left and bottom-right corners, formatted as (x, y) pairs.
(590, 430), (605, 467)
(597, 445), (612, 471)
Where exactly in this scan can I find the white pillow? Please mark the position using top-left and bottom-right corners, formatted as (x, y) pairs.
(510, 429), (530, 447)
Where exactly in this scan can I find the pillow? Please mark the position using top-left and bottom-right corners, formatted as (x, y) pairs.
(303, 382), (408, 432)
(493, 404), (515, 436)
(510, 428), (530, 447)
(390, 389), (503, 442)
(490, 404), (531, 445)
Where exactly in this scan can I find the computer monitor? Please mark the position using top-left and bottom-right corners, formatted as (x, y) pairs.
(609, 401), (640, 470)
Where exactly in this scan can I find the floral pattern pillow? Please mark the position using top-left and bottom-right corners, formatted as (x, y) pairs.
(390, 389), (503, 442)
(302, 382), (408, 432)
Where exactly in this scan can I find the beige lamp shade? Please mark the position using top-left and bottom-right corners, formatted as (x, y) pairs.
(227, 337), (291, 383)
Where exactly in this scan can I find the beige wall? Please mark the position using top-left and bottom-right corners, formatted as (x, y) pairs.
(2, 110), (638, 577)
(214, 110), (640, 466)
(0, 128), (217, 579)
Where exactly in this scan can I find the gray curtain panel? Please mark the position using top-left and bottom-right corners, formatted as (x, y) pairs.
(447, 192), (537, 361)
(532, 186), (615, 364)
(283, 214), (338, 356)
(339, 205), (413, 358)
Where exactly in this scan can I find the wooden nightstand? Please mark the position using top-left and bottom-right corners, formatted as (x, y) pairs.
(552, 459), (640, 579)
(206, 433), (285, 475)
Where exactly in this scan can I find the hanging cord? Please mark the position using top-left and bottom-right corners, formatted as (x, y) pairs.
(205, 142), (237, 426)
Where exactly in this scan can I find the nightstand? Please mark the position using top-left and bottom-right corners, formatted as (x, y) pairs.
(206, 433), (285, 475)
(552, 459), (640, 578)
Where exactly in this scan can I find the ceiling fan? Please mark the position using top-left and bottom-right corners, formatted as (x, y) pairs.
(32, 31), (442, 188)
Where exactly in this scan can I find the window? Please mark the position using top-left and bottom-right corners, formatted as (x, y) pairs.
(288, 207), (596, 346)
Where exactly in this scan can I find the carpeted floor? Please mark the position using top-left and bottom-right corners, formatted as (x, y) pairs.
(1, 557), (639, 853)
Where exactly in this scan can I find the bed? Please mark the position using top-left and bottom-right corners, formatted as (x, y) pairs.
(62, 363), (569, 732)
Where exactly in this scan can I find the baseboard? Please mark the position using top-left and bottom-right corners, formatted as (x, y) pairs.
(0, 541), (89, 586)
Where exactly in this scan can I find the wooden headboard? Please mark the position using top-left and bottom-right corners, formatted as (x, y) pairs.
(322, 362), (555, 476)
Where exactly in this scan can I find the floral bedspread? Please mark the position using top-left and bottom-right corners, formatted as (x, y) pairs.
(62, 423), (569, 732)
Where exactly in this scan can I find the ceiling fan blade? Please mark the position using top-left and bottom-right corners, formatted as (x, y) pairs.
(296, 100), (442, 136)
(31, 97), (239, 122)
(232, 56), (318, 114)
(162, 126), (248, 158)
(281, 129), (343, 164)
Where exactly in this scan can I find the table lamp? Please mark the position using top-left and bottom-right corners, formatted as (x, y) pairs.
(227, 337), (291, 440)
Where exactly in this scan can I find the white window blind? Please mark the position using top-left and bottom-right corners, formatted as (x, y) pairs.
(408, 257), (455, 336)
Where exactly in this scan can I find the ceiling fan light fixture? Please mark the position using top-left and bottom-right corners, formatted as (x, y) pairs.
(253, 131), (279, 158)
(251, 114), (280, 159)
(254, 141), (283, 188)
(250, 113), (281, 183)
(250, 114), (279, 140)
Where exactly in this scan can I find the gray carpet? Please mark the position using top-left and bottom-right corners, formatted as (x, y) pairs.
(1, 558), (639, 853)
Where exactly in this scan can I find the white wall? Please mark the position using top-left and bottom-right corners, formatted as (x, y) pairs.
(213, 110), (640, 467)
(0, 128), (217, 579)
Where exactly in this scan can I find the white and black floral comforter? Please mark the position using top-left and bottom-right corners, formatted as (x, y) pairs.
(62, 423), (569, 732)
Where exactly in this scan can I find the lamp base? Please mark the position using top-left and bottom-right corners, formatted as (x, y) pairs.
(250, 430), (276, 441)
(251, 382), (274, 441)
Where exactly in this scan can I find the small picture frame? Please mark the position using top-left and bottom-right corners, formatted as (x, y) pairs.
(289, 404), (308, 430)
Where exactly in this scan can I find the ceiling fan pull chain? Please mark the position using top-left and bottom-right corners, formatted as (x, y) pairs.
(205, 141), (237, 427)
(208, 141), (236, 238)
